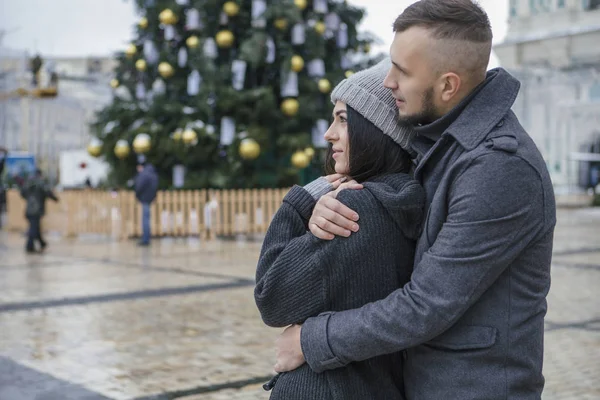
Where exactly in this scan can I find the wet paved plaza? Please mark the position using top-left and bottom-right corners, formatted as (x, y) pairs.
(0, 207), (599, 399)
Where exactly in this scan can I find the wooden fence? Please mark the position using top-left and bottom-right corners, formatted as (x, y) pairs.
(4, 188), (290, 240)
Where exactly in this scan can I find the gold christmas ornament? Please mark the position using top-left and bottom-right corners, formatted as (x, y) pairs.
(135, 59), (147, 71)
(239, 138), (261, 160)
(314, 21), (326, 35)
(223, 1), (240, 17)
(291, 150), (310, 169)
(304, 147), (315, 159)
(345, 70), (355, 78)
(87, 139), (103, 158)
(158, 62), (175, 78)
(159, 8), (178, 25)
(294, 0), (308, 10)
(274, 18), (289, 31)
(182, 129), (197, 145)
(172, 129), (183, 141)
(110, 79), (120, 89)
(133, 133), (151, 154)
(114, 140), (130, 159)
(281, 98), (300, 117)
(186, 35), (200, 49)
(215, 30), (235, 48)
(290, 55), (304, 72)
(125, 43), (137, 58)
(318, 78), (332, 94)
(139, 17), (148, 29)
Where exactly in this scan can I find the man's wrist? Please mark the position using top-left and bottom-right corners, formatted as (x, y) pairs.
(300, 312), (345, 373)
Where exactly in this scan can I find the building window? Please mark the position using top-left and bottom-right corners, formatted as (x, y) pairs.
(590, 82), (600, 101)
(557, 0), (565, 8)
(510, 0), (518, 16)
(530, 0), (537, 14)
(584, 0), (600, 10)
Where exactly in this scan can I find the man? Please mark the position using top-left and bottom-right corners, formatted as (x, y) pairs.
(20, 169), (58, 253)
(134, 162), (158, 246)
(273, 1), (556, 399)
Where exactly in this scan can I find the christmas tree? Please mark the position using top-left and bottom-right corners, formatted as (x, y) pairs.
(89, 0), (377, 189)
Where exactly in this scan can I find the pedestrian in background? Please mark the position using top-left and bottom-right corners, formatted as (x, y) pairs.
(0, 147), (7, 228)
(20, 169), (58, 253)
(134, 161), (158, 246)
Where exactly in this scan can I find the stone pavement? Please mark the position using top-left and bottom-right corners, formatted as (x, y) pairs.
(0, 207), (598, 400)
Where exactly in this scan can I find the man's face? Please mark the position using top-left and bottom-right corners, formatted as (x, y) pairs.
(384, 26), (442, 126)
(137, 165), (144, 173)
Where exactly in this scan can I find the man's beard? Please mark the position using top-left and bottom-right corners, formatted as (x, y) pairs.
(398, 87), (440, 128)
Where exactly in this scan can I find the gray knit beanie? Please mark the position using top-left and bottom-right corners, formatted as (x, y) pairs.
(330, 58), (413, 151)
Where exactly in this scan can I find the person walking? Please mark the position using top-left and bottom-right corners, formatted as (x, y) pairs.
(20, 169), (58, 253)
(134, 162), (158, 246)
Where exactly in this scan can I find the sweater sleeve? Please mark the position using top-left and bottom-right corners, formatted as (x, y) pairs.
(300, 152), (551, 372)
(255, 186), (377, 328)
(254, 185), (327, 327)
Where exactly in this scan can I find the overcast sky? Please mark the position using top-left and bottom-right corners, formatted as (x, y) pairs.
(0, 0), (508, 67)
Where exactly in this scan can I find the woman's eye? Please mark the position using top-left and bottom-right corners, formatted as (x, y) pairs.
(340, 116), (347, 123)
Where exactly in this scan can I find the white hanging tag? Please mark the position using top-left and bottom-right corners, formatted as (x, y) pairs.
(280, 71), (299, 97)
(178, 47), (188, 67)
(136, 82), (146, 100)
(204, 38), (218, 59)
(231, 60), (247, 91)
(164, 25), (176, 41)
(186, 8), (202, 30)
(152, 79), (166, 95)
(265, 36), (276, 63)
(187, 70), (202, 95)
(252, 0), (267, 28)
(325, 13), (340, 31)
(312, 119), (329, 148)
(341, 54), (352, 69)
(220, 12), (229, 25)
(337, 23), (348, 48)
(313, 0), (328, 14)
(144, 40), (159, 64)
(307, 59), (326, 77)
(220, 116), (236, 145)
(291, 24), (306, 45)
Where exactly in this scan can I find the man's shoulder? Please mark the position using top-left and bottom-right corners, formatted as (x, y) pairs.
(455, 122), (547, 183)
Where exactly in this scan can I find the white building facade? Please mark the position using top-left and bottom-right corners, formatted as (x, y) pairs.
(494, 0), (600, 191)
(0, 50), (115, 183)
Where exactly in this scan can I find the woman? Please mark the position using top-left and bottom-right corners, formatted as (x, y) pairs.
(254, 59), (425, 399)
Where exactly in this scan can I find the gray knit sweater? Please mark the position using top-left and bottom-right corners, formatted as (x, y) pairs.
(255, 173), (425, 400)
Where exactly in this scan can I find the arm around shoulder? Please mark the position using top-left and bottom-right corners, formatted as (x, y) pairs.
(301, 152), (549, 373)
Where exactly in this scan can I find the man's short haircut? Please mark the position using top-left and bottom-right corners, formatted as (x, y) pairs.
(393, 0), (493, 81)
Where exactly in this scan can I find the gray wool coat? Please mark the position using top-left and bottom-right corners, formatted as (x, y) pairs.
(300, 68), (557, 400)
(255, 173), (425, 399)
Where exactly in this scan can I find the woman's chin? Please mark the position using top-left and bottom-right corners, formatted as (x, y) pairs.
(334, 164), (348, 175)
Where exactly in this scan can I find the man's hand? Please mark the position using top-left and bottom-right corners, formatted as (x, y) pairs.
(309, 179), (362, 240)
(274, 324), (306, 373)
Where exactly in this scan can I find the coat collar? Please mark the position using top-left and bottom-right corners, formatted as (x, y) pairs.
(411, 68), (521, 153)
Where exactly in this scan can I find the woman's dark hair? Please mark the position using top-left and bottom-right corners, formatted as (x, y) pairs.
(325, 105), (412, 183)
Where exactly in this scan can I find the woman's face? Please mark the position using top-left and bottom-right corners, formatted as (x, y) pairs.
(324, 101), (350, 175)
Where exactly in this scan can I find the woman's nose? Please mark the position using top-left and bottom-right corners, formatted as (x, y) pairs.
(324, 126), (336, 142)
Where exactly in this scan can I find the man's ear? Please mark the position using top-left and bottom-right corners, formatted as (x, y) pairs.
(438, 72), (461, 103)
